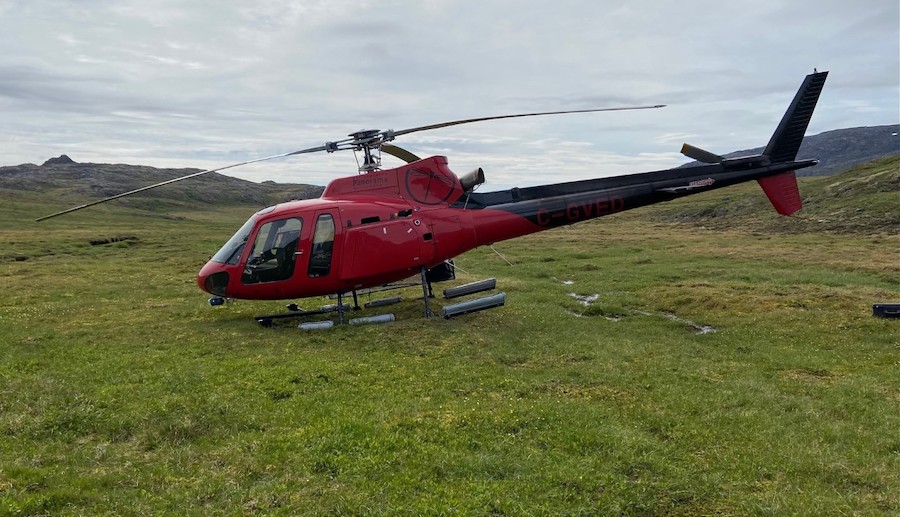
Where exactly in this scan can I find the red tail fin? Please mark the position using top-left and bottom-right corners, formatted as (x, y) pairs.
(757, 171), (802, 215)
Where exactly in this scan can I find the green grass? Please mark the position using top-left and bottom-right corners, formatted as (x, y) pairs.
(1, 180), (898, 515)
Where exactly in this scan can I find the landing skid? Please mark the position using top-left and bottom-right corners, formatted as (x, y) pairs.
(253, 264), (503, 327)
(254, 303), (355, 328)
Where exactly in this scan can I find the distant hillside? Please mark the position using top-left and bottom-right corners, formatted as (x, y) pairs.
(0, 157), (324, 212)
(684, 124), (899, 176)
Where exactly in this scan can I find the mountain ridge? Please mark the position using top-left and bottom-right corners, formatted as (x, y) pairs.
(2, 124), (896, 210)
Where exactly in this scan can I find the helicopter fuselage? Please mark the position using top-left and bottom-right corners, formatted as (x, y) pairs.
(197, 153), (816, 301)
(37, 71), (828, 307)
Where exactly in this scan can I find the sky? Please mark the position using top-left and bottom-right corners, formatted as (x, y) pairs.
(1, 0), (898, 191)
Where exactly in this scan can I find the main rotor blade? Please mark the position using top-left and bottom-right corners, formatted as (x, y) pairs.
(36, 104), (665, 222)
(387, 105), (666, 139)
(35, 145), (330, 222)
(381, 144), (421, 164)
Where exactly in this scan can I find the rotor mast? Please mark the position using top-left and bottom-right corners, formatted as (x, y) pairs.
(347, 129), (384, 173)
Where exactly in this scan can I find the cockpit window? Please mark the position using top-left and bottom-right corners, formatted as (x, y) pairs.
(242, 217), (303, 284)
(211, 217), (256, 265)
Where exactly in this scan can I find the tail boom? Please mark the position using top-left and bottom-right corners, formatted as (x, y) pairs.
(463, 160), (814, 245)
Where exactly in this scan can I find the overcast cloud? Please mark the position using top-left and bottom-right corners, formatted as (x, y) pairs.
(1, 0), (897, 189)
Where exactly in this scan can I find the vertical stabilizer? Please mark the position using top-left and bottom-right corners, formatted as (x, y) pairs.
(755, 70), (828, 216)
(763, 71), (828, 163)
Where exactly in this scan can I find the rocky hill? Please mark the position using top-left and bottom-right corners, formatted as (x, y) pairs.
(0, 157), (324, 210)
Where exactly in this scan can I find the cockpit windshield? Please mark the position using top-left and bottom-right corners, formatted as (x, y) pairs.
(211, 217), (256, 265)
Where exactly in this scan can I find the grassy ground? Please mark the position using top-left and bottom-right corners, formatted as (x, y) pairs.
(0, 180), (898, 515)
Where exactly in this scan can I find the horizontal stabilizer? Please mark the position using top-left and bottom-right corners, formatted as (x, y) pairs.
(757, 171), (802, 215)
(681, 143), (723, 164)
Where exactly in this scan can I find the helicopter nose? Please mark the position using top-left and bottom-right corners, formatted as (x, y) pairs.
(197, 262), (230, 296)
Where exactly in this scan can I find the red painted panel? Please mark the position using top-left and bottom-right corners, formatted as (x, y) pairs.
(340, 220), (429, 282)
(757, 171), (802, 215)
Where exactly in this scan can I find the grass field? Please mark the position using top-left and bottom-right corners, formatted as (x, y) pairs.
(1, 164), (898, 515)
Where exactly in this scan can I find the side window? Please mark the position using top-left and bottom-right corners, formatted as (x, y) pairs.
(308, 214), (335, 277)
(241, 217), (302, 284)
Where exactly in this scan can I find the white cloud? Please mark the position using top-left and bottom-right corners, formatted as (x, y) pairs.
(0, 0), (897, 195)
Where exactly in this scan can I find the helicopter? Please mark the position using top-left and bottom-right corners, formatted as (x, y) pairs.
(39, 71), (828, 324)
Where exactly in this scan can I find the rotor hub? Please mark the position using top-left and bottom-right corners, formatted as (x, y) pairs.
(348, 129), (382, 147)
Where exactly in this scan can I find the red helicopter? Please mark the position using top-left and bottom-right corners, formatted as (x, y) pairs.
(40, 71), (828, 324)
